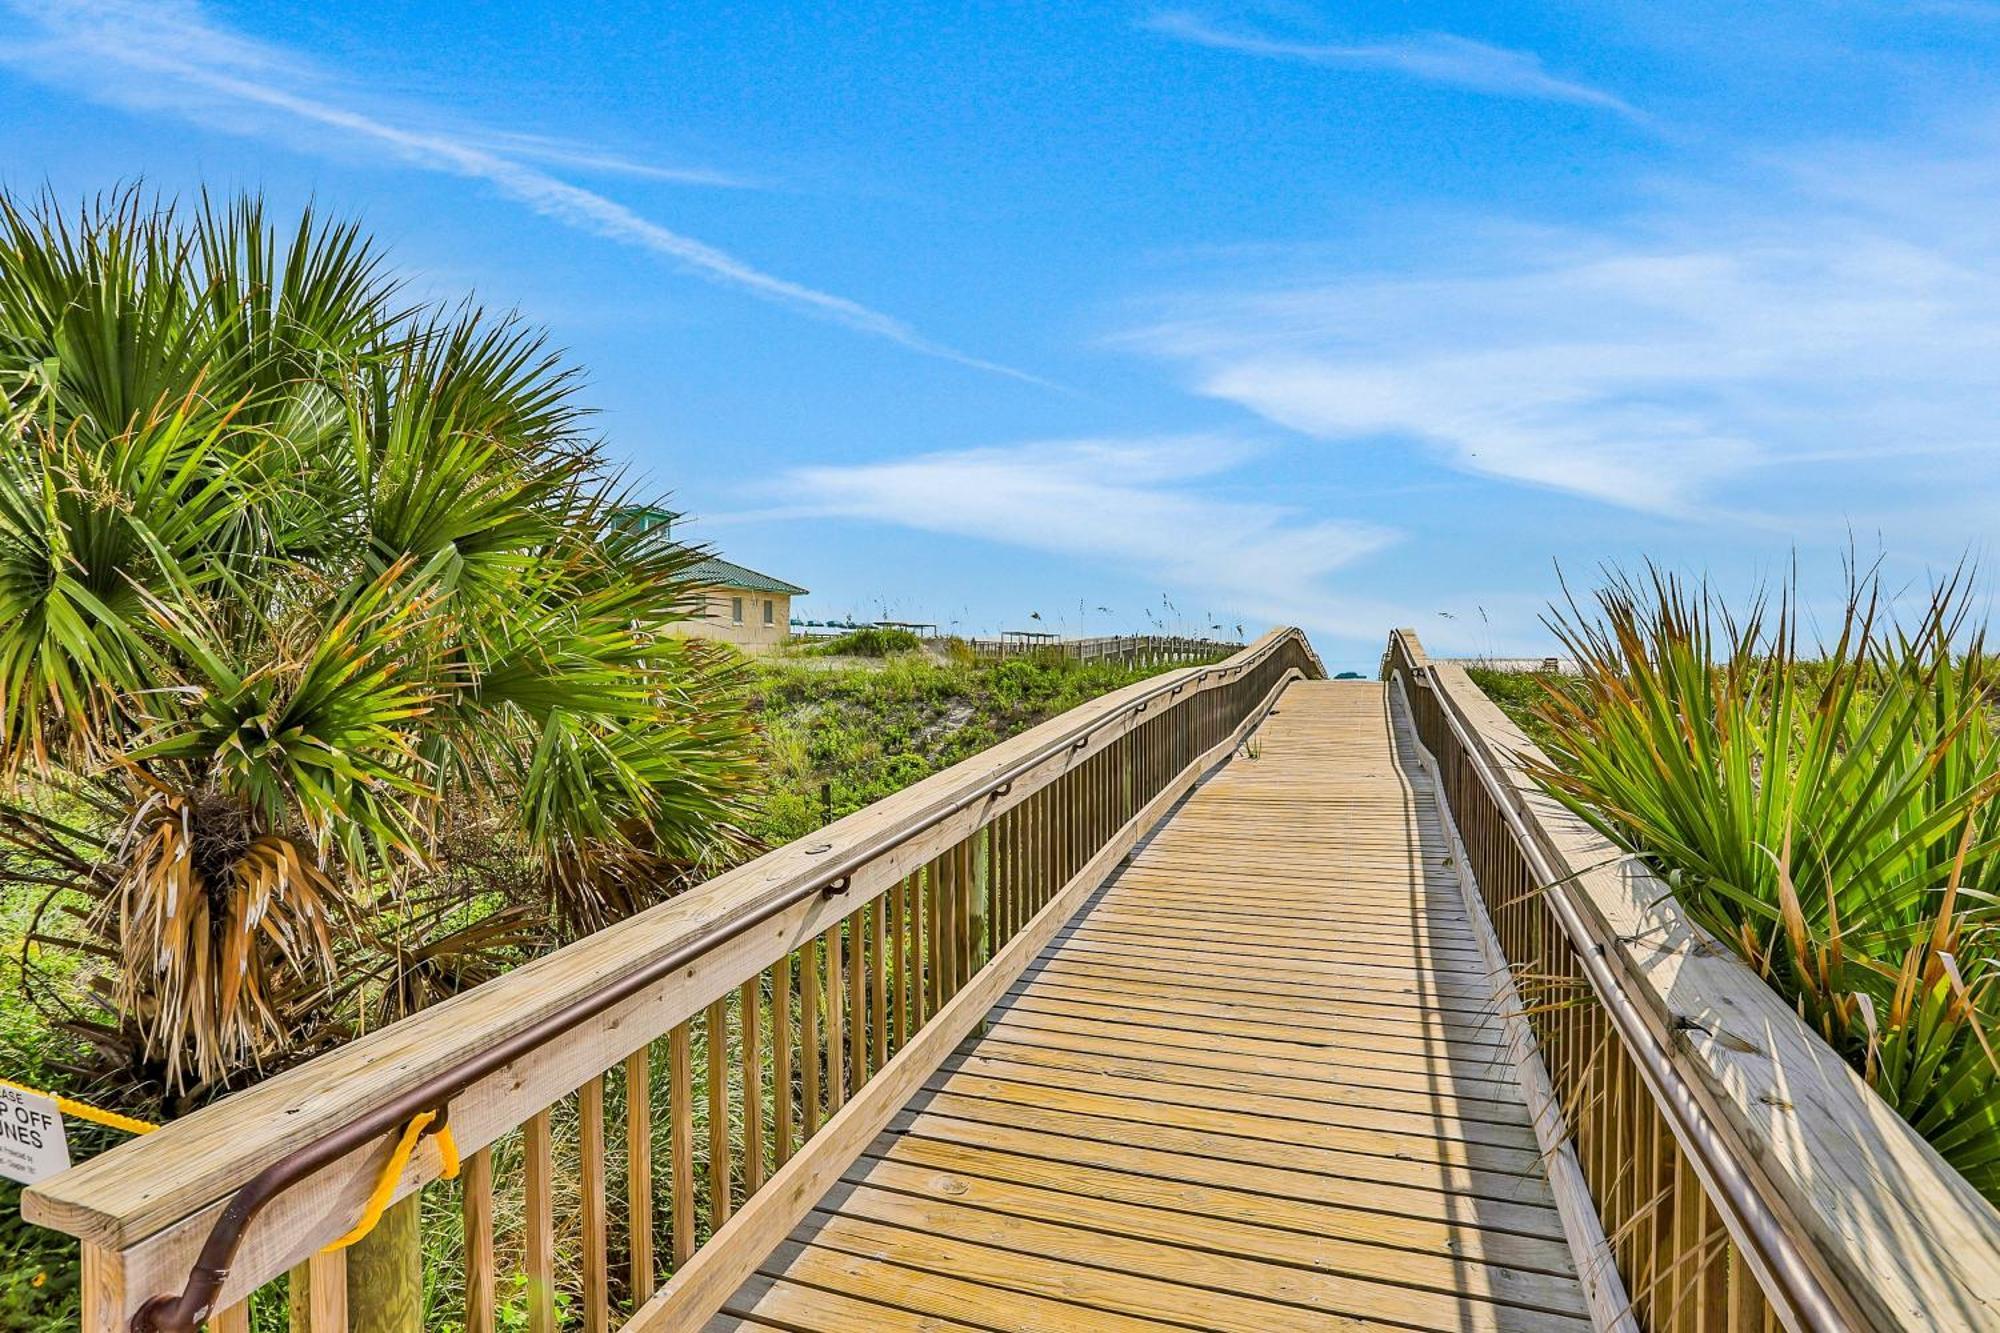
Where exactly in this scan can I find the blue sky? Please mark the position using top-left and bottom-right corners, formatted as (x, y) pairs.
(4, 1), (1997, 671)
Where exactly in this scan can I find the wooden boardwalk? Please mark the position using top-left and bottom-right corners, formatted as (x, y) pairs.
(713, 680), (1590, 1332)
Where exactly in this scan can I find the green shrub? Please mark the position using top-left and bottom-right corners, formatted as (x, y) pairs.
(1526, 566), (2000, 1200)
(808, 627), (923, 657)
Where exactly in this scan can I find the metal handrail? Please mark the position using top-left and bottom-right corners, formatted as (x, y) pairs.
(1384, 630), (1854, 1333)
(127, 627), (1314, 1331)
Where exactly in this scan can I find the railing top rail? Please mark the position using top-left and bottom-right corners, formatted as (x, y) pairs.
(1383, 627), (2000, 1333)
(25, 626), (1313, 1255)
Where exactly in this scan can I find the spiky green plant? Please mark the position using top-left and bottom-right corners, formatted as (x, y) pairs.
(1527, 565), (2000, 1199)
(0, 187), (758, 1097)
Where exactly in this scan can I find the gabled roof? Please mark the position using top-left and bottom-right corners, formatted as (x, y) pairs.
(684, 556), (809, 596)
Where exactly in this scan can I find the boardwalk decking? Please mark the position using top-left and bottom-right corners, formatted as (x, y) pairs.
(713, 680), (1591, 1332)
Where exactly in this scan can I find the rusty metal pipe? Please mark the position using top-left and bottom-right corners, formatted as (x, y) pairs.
(132, 636), (1307, 1331)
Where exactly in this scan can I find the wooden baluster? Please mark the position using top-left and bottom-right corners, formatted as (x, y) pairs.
(579, 1075), (609, 1333)
(923, 862), (941, 1021)
(937, 846), (958, 1002)
(890, 877), (909, 1052)
(847, 906), (868, 1089)
(773, 954), (796, 1164)
(825, 922), (848, 1108)
(870, 895), (889, 1072)
(625, 1049), (655, 1305)
(290, 1248), (349, 1333)
(959, 838), (978, 979)
(707, 999), (733, 1228)
(209, 1301), (251, 1333)
(670, 1022), (694, 1266)
(1000, 807), (1015, 944)
(524, 1108), (555, 1333)
(740, 976), (765, 1194)
(458, 1148), (491, 1333)
(801, 938), (822, 1136)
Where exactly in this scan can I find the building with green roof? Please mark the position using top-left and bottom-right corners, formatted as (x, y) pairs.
(611, 508), (811, 649)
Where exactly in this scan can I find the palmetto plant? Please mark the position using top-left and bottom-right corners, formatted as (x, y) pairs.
(1528, 566), (2000, 1199)
(0, 188), (758, 1100)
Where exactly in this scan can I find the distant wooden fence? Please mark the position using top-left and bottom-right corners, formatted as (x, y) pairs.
(789, 630), (1239, 668)
(963, 634), (1236, 668)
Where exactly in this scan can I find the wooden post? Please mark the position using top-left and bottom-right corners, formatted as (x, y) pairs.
(346, 1193), (422, 1333)
(290, 1250), (349, 1333)
(625, 1050), (655, 1304)
(523, 1110), (555, 1333)
(79, 1243), (126, 1333)
(461, 1147), (493, 1333)
(580, 1076), (609, 1333)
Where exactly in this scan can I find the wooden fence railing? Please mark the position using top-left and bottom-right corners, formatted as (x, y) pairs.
(1383, 628), (2000, 1332)
(24, 628), (1322, 1333)
(962, 634), (1236, 667)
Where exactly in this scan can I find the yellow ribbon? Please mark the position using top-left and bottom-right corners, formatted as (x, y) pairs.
(0, 1077), (156, 1136)
(322, 1111), (461, 1252)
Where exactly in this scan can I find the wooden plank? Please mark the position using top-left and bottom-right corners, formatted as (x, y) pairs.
(887, 1096), (1565, 1236)
(740, 978), (765, 1195)
(823, 924), (845, 1114)
(796, 1208), (1429, 1333)
(579, 1076), (609, 1333)
(943, 1050), (1540, 1150)
(848, 907), (868, 1090)
(707, 1001), (733, 1229)
(771, 956), (794, 1169)
(826, 1167), (1589, 1328)
(863, 1132), (1577, 1283)
(1000, 976), (1510, 1054)
(523, 1109), (555, 1333)
(756, 1236), (1186, 1333)
(870, 895), (889, 1072)
(800, 937), (821, 1139)
(625, 1049), (655, 1304)
(670, 1023), (694, 1267)
(983, 1003), (1525, 1096)
(80, 1244), (127, 1333)
(971, 1025), (1531, 1126)
(460, 1147), (492, 1333)
(722, 1270), (985, 1332)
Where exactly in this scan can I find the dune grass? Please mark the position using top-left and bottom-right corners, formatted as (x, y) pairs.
(1511, 567), (2000, 1199)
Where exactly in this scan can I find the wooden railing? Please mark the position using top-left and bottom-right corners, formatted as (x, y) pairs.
(1383, 628), (2000, 1332)
(24, 628), (1322, 1333)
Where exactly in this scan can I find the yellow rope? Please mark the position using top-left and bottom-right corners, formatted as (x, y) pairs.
(322, 1111), (460, 1252)
(0, 1078), (156, 1136)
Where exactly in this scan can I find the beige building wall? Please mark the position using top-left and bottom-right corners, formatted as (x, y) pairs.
(671, 585), (794, 648)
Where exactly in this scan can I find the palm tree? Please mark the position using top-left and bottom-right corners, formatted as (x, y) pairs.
(0, 187), (759, 1104)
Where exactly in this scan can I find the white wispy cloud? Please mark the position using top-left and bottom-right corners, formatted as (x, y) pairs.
(731, 435), (1401, 635)
(1121, 135), (2000, 523)
(1144, 10), (1644, 119)
(458, 132), (764, 189)
(0, 0), (1041, 383)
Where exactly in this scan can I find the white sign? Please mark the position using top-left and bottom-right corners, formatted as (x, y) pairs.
(0, 1083), (70, 1185)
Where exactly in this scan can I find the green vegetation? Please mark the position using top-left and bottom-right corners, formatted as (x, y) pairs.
(0, 187), (757, 1330)
(747, 649), (1186, 845)
(802, 626), (923, 657)
(1512, 567), (2000, 1201)
(1462, 666), (1577, 751)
